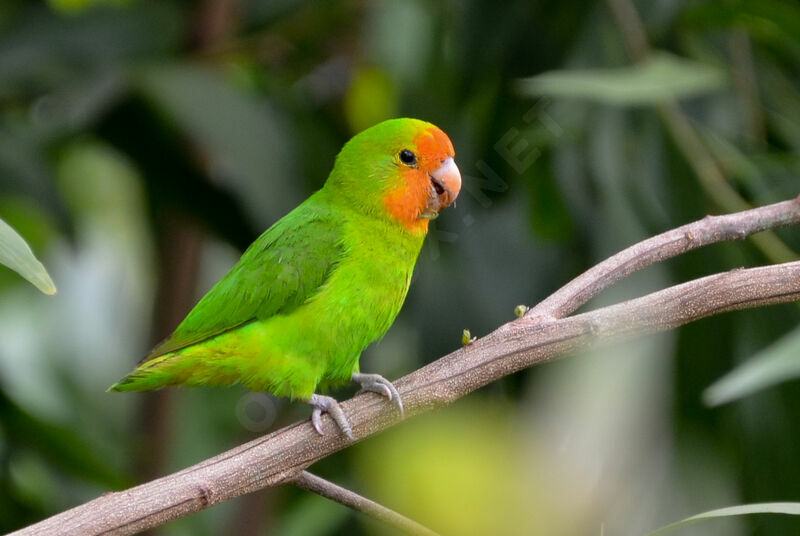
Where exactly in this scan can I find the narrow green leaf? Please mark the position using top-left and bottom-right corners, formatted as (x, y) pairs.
(517, 52), (726, 105)
(0, 217), (56, 295)
(647, 502), (800, 535)
(704, 326), (800, 406)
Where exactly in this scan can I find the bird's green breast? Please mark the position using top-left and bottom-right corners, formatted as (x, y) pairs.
(311, 208), (426, 382)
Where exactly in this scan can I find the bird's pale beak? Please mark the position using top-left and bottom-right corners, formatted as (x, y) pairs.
(422, 157), (462, 219)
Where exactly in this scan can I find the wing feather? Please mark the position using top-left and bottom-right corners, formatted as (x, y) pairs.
(144, 197), (343, 360)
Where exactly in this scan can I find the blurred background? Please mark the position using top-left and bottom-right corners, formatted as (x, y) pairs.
(1, 0), (800, 534)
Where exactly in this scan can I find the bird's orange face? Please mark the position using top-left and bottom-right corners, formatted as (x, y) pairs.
(383, 125), (462, 233)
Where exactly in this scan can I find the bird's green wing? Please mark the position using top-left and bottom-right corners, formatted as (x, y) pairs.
(144, 198), (343, 360)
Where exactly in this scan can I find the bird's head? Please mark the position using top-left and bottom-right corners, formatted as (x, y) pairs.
(327, 118), (461, 234)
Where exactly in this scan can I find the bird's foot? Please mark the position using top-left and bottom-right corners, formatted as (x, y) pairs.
(308, 394), (353, 440)
(351, 372), (404, 417)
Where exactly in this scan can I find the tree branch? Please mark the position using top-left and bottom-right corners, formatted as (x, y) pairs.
(528, 199), (800, 319)
(10, 198), (800, 536)
(292, 472), (440, 536)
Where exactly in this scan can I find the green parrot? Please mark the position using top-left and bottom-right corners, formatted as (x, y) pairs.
(109, 118), (461, 439)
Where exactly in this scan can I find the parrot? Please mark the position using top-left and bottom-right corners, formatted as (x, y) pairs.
(109, 118), (461, 439)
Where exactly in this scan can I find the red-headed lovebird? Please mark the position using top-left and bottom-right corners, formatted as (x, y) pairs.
(109, 118), (462, 438)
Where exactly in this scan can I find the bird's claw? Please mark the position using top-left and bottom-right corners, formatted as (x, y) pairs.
(308, 394), (354, 440)
(352, 372), (404, 417)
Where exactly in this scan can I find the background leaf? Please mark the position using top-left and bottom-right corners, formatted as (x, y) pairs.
(648, 502), (800, 535)
(704, 326), (800, 406)
(0, 217), (55, 294)
(517, 51), (727, 105)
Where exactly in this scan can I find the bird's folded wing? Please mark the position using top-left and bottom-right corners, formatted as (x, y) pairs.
(143, 202), (344, 361)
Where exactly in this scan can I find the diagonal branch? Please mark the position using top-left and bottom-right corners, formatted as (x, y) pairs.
(528, 198), (800, 319)
(9, 197), (800, 536)
(292, 472), (440, 536)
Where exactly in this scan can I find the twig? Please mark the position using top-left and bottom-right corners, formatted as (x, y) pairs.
(9, 198), (800, 536)
(292, 472), (440, 536)
(605, 0), (798, 264)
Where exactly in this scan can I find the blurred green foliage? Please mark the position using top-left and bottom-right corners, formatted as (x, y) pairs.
(0, 0), (799, 534)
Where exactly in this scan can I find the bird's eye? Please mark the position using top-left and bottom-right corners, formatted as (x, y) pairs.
(398, 149), (417, 166)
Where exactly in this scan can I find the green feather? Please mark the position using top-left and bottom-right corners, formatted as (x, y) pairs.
(144, 197), (344, 360)
(109, 118), (438, 400)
